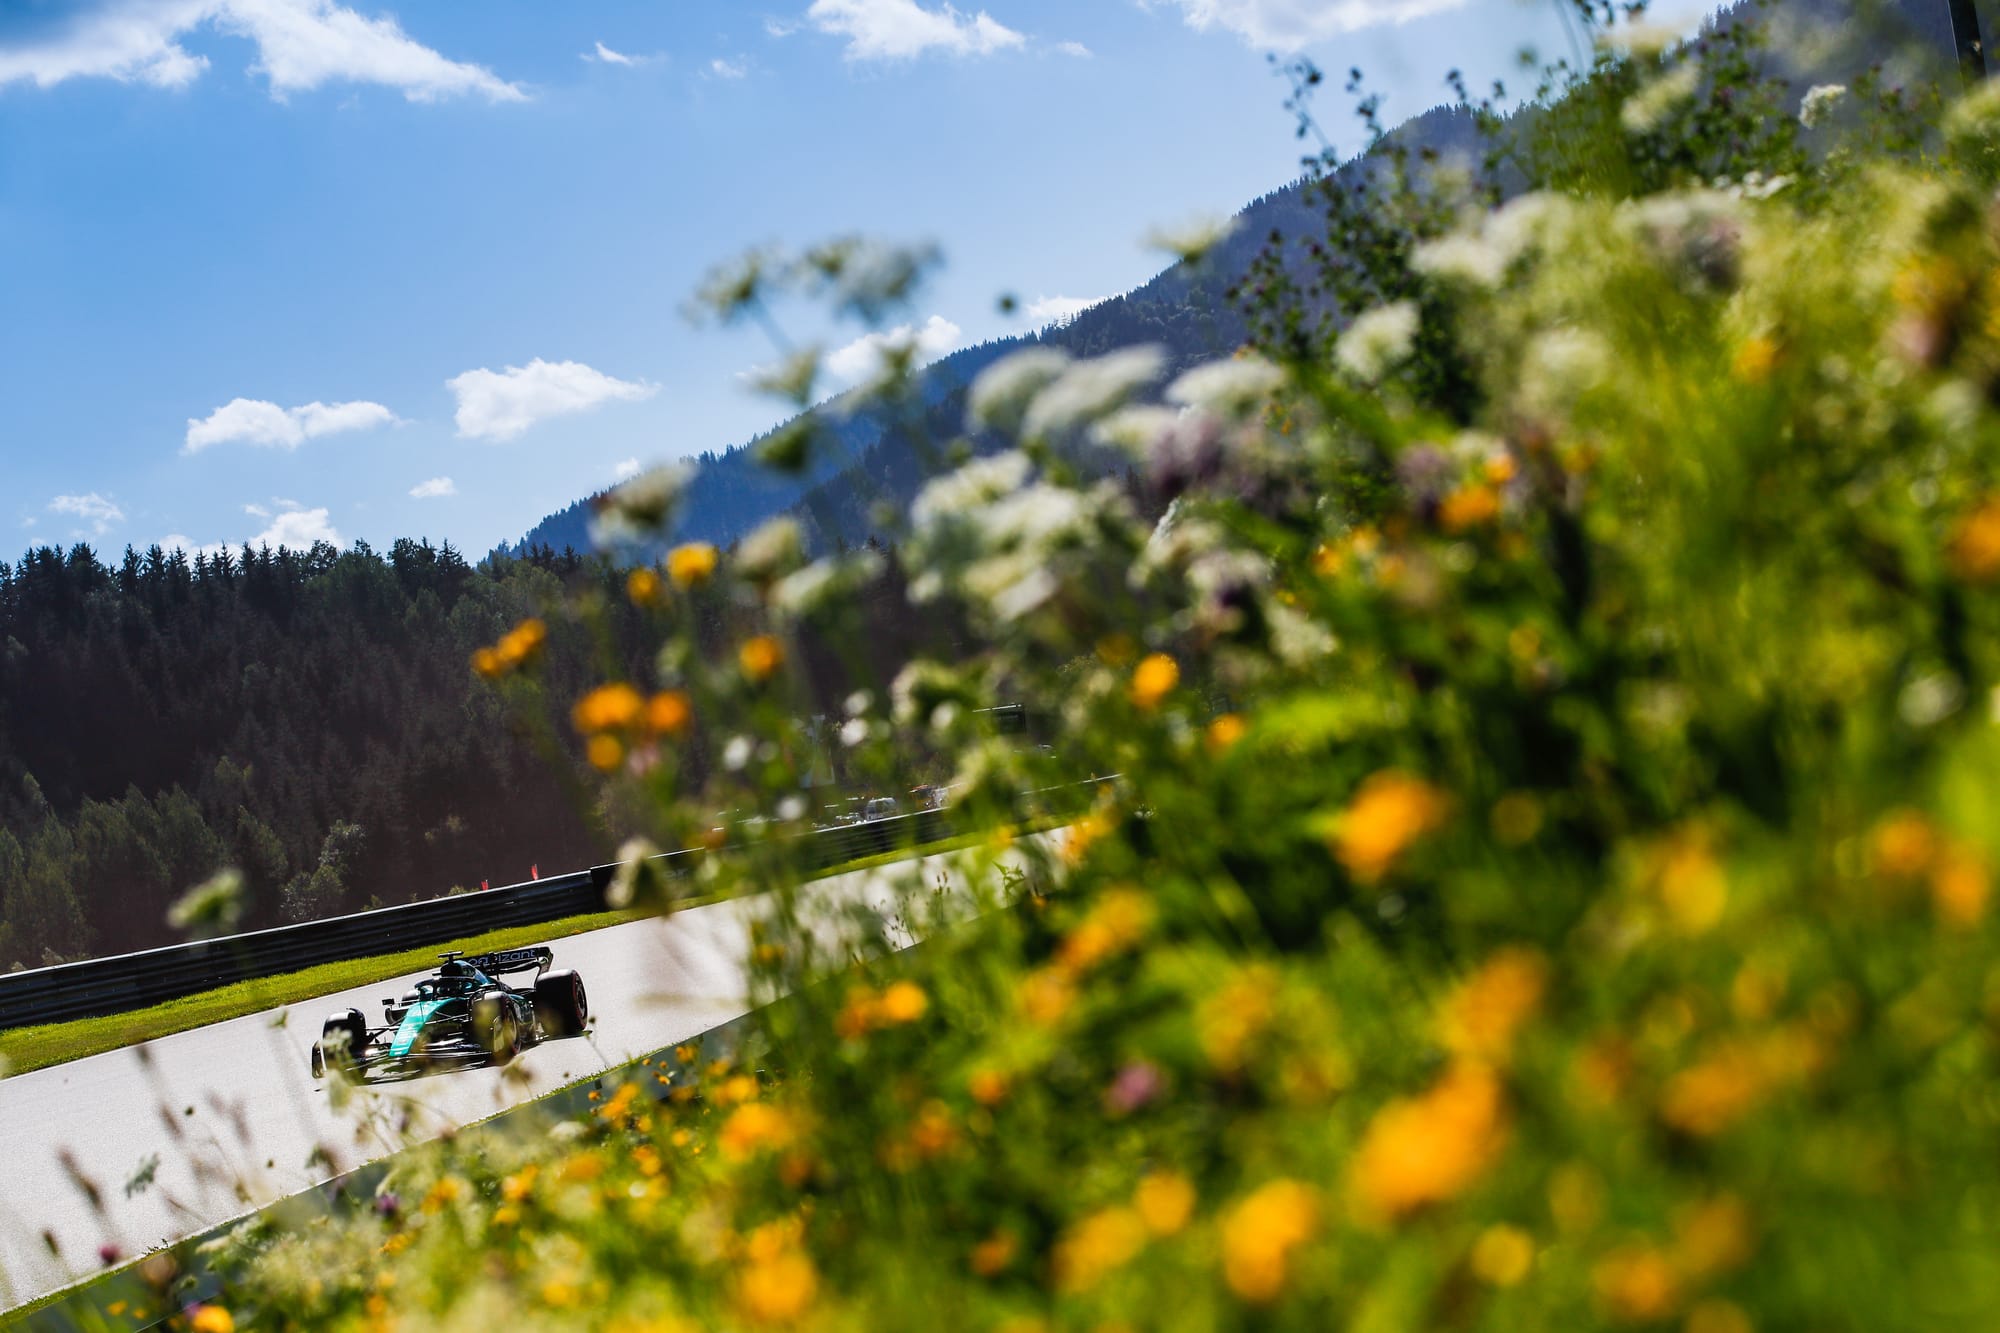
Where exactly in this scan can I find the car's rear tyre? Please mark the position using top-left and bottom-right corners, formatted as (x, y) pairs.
(534, 969), (589, 1037)
(471, 991), (521, 1065)
(321, 1008), (366, 1077)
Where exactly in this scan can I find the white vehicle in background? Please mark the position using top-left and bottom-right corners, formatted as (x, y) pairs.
(861, 796), (902, 822)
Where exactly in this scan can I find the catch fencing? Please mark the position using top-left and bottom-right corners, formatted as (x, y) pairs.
(0, 805), (968, 1032)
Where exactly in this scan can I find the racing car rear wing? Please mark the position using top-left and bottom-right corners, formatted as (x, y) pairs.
(461, 946), (554, 976)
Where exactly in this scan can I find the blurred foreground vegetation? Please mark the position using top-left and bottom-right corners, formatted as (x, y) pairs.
(155, 3), (2000, 1329)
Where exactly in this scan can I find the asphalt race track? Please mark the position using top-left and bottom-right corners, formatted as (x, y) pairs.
(0, 834), (1059, 1312)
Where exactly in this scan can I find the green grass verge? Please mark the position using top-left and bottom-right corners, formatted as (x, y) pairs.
(0, 820), (1060, 1081)
(0, 908), (648, 1079)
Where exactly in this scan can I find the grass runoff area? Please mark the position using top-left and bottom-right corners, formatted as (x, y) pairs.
(0, 821), (1051, 1079)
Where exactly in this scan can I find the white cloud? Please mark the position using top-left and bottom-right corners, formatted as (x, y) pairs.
(584, 40), (639, 65)
(1055, 40), (1092, 57)
(805, 0), (1025, 60)
(825, 314), (961, 382)
(409, 476), (456, 499)
(184, 396), (397, 453)
(613, 457), (642, 480)
(1144, 0), (1468, 48)
(0, 0), (525, 101)
(48, 492), (126, 535)
(765, 17), (802, 38)
(446, 357), (658, 442)
(253, 503), (341, 549)
(1022, 293), (1102, 325)
(710, 56), (748, 78)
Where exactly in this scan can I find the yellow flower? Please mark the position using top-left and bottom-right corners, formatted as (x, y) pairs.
(736, 1252), (817, 1325)
(1731, 334), (1779, 382)
(1056, 887), (1153, 975)
(189, 1307), (235, 1333)
(501, 1164), (539, 1202)
(471, 646), (504, 678)
(1932, 843), (1991, 927)
(1949, 497), (2000, 581)
(1220, 1179), (1318, 1304)
(1129, 653), (1180, 710)
(1592, 1245), (1682, 1323)
(1329, 770), (1449, 884)
(1054, 1206), (1147, 1292)
(1349, 1063), (1507, 1220)
(968, 1069), (1009, 1106)
(572, 682), (645, 735)
(627, 567), (664, 606)
(1438, 947), (1547, 1064)
(587, 735), (625, 773)
(1870, 809), (1937, 878)
(1656, 831), (1728, 933)
(719, 1102), (797, 1160)
(740, 634), (785, 682)
(1197, 964), (1276, 1072)
(1673, 1194), (1754, 1279)
(1206, 712), (1248, 754)
(1438, 483), (1500, 533)
(1470, 1224), (1535, 1286)
(645, 689), (692, 739)
(970, 1231), (1017, 1277)
(1018, 967), (1075, 1027)
(835, 986), (880, 1039)
(1658, 1040), (1768, 1137)
(1134, 1171), (1196, 1236)
(474, 616), (548, 677)
(668, 542), (720, 588)
(877, 981), (929, 1025)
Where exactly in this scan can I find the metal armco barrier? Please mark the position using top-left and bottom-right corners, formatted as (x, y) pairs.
(0, 803), (982, 1032)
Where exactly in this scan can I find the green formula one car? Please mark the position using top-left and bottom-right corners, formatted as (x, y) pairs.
(311, 947), (589, 1080)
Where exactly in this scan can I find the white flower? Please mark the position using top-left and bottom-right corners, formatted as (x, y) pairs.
(589, 460), (695, 546)
(844, 689), (872, 716)
(771, 551), (884, 615)
(1144, 214), (1240, 264)
(1335, 301), (1420, 382)
(736, 515), (804, 581)
(840, 717), (869, 747)
(606, 836), (664, 908)
(968, 348), (1071, 433)
(1621, 62), (1700, 135)
(1167, 355), (1285, 417)
(723, 736), (753, 772)
(1799, 83), (1846, 129)
(1021, 346), (1166, 440)
(777, 794), (807, 822)
(1519, 328), (1612, 416)
(1412, 232), (1508, 289)
(1092, 404), (1183, 459)
(912, 451), (1033, 527)
(1595, 20), (1679, 59)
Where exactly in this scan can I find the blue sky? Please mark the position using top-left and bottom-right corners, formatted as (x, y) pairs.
(1, 0), (1622, 559)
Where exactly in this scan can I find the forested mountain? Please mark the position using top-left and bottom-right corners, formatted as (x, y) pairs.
(0, 536), (965, 971)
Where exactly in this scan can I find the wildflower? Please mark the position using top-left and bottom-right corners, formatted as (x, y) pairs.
(736, 1251), (817, 1324)
(1470, 1224), (1535, 1286)
(644, 689), (691, 739)
(1104, 1061), (1166, 1116)
(626, 567), (663, 606)
(970, 1231), (1017, 1277)
(667, 542), (719, 589)
(1732, 335), (1779, 382)
(720, 1103), (797, 1161)
(1656, 831), (1728, 933)
(1438, 483), (1500, 532)
(1932, 844), (1991, 926)
(1134, 1171), (1195, 1235)
(1659, 1040), (1768, 1136)
(1439, 948), (1548, 1064)
(1021, 346), (1167, 440)
(968, 349), (1072, 433)
(572, 683), (644, 735)
(1350, 1063), (1508, 1219)
(1166, 354), (1285, 417)
(501, 1164), (539, 1203)
(1197, 965), (1277, 1071)
(473, 616), (549, 679)
(740, 635), (785, 682)
(1059, 888), (1153, 974)
(1055, 1206), (1147, 1291)
(1018, 967), (1075, 1027)
(586, 735), (624, 772)
(877, 981), (929, 1025)
(1220, 1179), (1318, 1304)
(1621, 61), (1699, 134)
(1870, 810), (1938, 879)
(1592, 1245), (1682, 1322)
(1948, 497), (2000, 581)
(1800, 82), (1847, 128)
(738, 516), (805, 583)
(1335, 300), (1419, 382)
(1673, 1194), (1754, 1278)
(1328, 771), (1450, 884)
(968, 1069), (1008, 1106)
(1062, 808), (1115, 865)
(1144, 213), (1239, 264)
(167, 869), (245, 938)
(1130, 653), (1179, 710)
(188, 1307), (235, 1333)
(1206, 712), (1247, 753)
(835, 986), (880, 1039)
